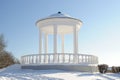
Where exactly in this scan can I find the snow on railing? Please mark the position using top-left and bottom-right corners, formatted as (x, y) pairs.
(21, 53), (98, 64)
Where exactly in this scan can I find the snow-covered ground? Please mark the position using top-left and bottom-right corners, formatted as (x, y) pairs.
(0, 64), (120, 80)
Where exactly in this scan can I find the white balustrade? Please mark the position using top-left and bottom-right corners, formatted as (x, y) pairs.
(21, 53), (98, 65)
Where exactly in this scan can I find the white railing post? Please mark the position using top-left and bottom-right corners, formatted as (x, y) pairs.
(27, 56), (29, 64)
(87, 56), (89, 63)
(93, 56), (94, 63)
(23, 57), (24, 64)
(32, 56), (34, 64)
(25, 57), (26, 64)
(81, 55), (83, 63)
(69, 54), (70, 63)
(22, 57), (24, 64)
(21, 57), (23, 64)
(44, 54), (45, 63)
(78, 55), (79, 63)
(28, 56), (30, 64)
(23, 57), (25, 64)
(84, 56), (86, 63)
(35, 55), (36, 63)
(30, 56), (31, 64)
(24, 57), (26, 64)
(26, 56), (27, 64)
(91, 56), (93, 64)
(89, 56), (91, 63)
(48, 54), (50, 63)
(25, 57), (26, 63)
(85, 55), (87, 63)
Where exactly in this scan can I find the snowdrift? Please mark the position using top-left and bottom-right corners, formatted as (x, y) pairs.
(0, 64), (120, 80)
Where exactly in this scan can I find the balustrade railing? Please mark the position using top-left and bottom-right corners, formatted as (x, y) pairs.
(21, 53), (98, 65)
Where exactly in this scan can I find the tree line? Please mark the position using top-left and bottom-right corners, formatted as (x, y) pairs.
(0, 34), (19, 69)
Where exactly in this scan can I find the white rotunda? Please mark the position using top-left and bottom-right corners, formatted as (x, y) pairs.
(21, 12), (98, 72)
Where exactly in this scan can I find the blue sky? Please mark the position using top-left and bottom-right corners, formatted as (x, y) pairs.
(0, 0), (120, 66)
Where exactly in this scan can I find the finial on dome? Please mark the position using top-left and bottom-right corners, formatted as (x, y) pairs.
(58, 11), (61, 14)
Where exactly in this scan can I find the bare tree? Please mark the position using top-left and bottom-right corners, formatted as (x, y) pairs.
(0, 34), (19, 68)
(0, 34), (6, 52)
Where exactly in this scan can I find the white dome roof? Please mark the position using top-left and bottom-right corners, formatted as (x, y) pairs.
(48, 12), (71, 18)
(36, 12), (82, 24)
(36, 12), (82, 34)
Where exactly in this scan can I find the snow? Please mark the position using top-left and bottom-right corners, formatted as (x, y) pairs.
(0, 64), (120, 80)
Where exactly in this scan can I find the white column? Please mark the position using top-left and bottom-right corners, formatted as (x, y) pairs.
(39, 28), (42, 63)
(73, 26), (78, 54)
(44, 33), (48, 54)
(61, 35), (64, 53)
(44, 33), (48, 63)
(73, 25), (78, 63)
(39, 28), (42, 54)
(53, 25), (57, 62)
(61, 34), (65, 62)
(54, 25), (57, 54)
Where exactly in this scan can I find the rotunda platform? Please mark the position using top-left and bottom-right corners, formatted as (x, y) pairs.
(21, 53), (98, 72)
